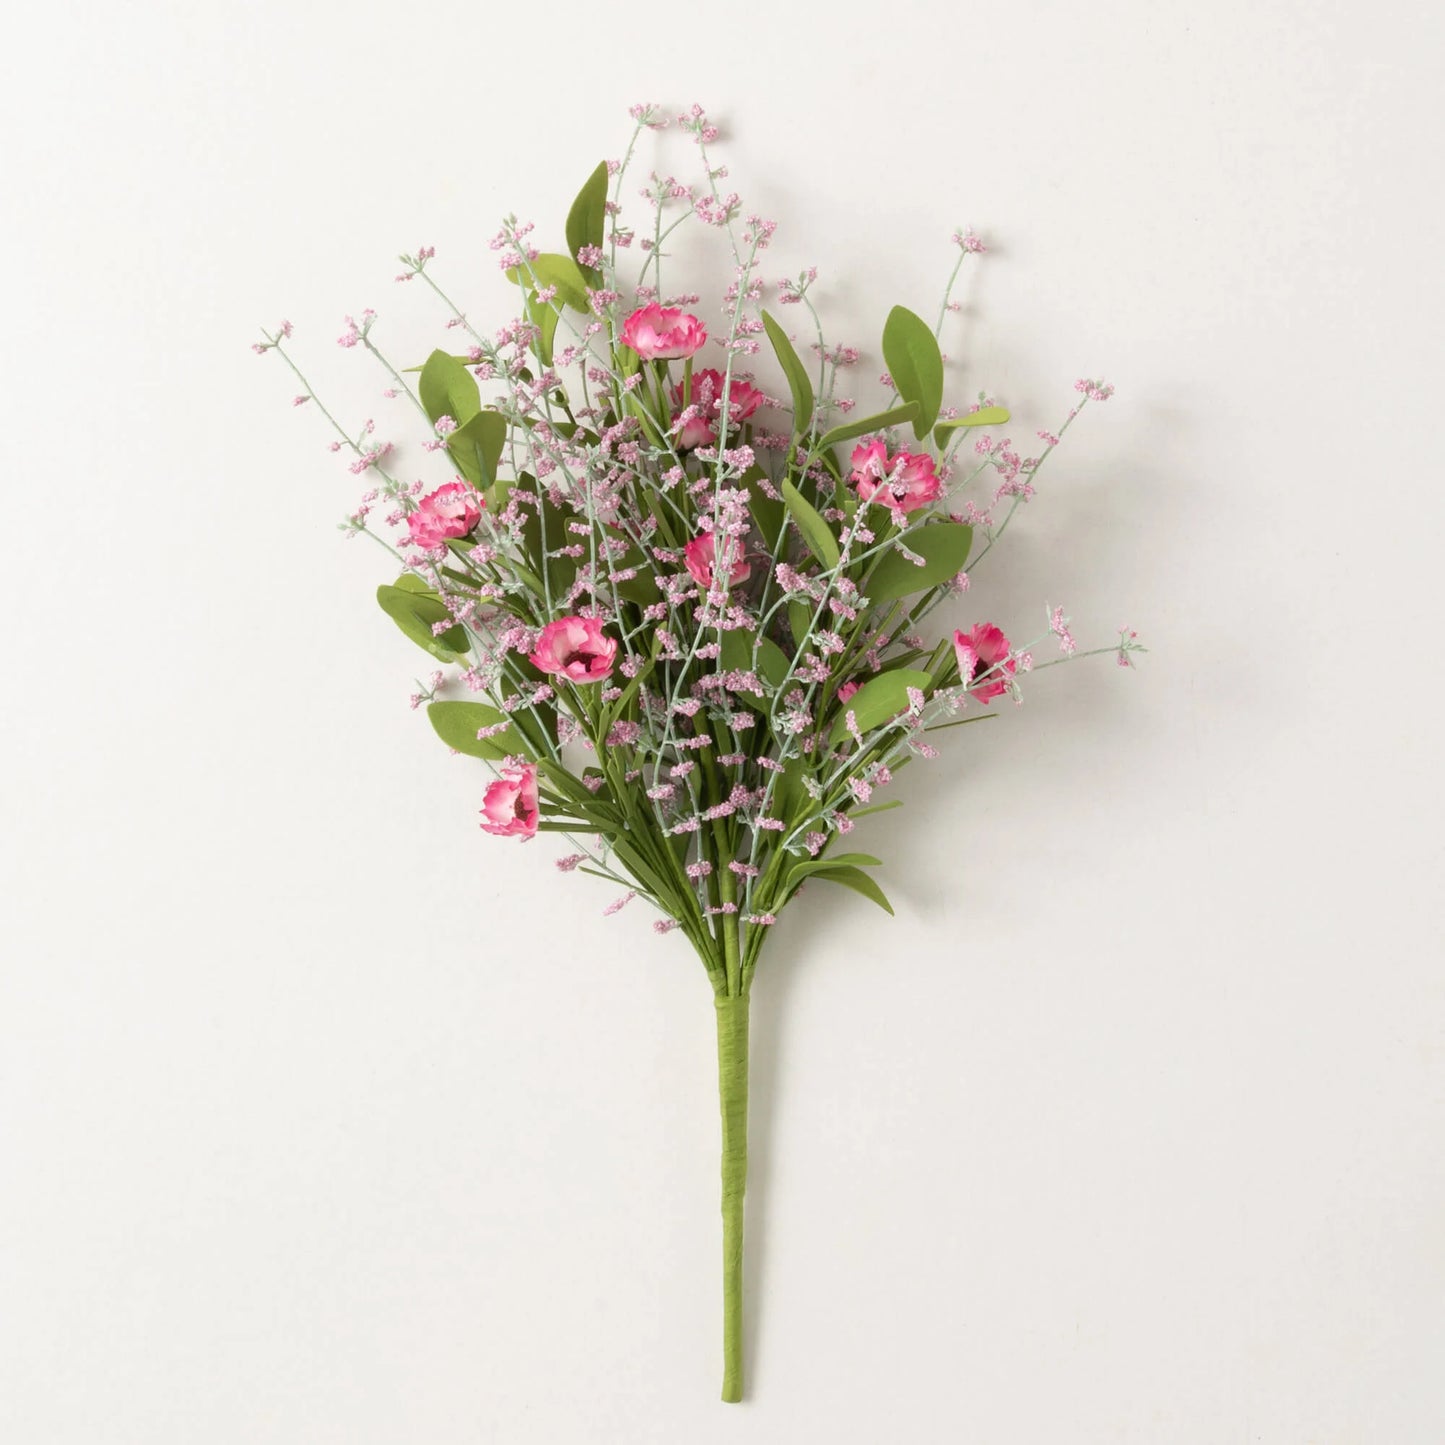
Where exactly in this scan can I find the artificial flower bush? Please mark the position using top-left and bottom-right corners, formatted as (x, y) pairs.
(259, 102), (1141, 1401)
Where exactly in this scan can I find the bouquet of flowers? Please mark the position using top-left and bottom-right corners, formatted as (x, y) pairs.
(258, 103), (1141, 1401)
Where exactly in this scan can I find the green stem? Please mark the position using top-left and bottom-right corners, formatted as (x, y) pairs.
(715, 991), (750, 1403)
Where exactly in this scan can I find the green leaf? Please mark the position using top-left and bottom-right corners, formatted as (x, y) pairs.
(376, 582), (469, 662)
(924, 713), (998, 733)
(520, 490), (579, 598)
(719, 626), (754, 674)
(788, 852), (883, 884)
(815, 402), (920, 453)
(780, 478), (839, 570)
(566, 161), (610, 283)
(786, 599), (813, 652)
(773, 754), (814, 825)
(742, 467), (786, 552)
(720, 628), (790, 690)
(881, 305), (943, 440)
(848, 799), (904, 819)
(536, 758), (612, 818)
(756, 636), (790, 689)
(864, 523), (973, 606)
(622, 388), (666, 449)
(401, 353), (471, 375)
(761, 310), (814, 435)
(447, 410), (507, 487)
(506, 252), (590, 311)
(418, 350), (481, 428)
(612, 543), (662, 606)
(933, 406), (1010, 446)
(828, 668), (932, 744)
(426, 701), (522, 761)
(808, 864), (894, 914)
(523, 289), (560, 366)
(601, 650), (656, 736)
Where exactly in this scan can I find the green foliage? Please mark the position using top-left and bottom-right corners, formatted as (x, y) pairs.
(523, 289), (561, 366)
(612, 542), (663, 606)
(427, 701), (523, 760)
(376, 581), (469, 662)
(780, 478), (839, 569)
(520, 491), (580, 598)
(815, 402), (920, 453)
(828, 668), (932, 744)
(786, 600), (814, 653)
(720, 628), (790, 689)
(418, 350), (480, 428)
(787, 852), (882, 885)
(881, 306), (944, 440)
(849, 799), (904, 819)
(506, 252), (591, 311)
(863, 522), (973, 605)
(742, 469), (786, 552)
(566, 161), (609, 283)
(807, 865), (894, 914)
(447, 409), (507, 487)
(760, 310), (814, 435)
(933, 405), (1010, 445)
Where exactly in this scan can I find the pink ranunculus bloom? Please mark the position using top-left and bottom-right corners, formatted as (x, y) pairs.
(529, 616), (618, 683)
(836, 680), (860, 704)
(621, 303), (708, 361)
(669, 368), (765, 448)
(672, 409), (715, 451)
(849, 441), (942, 516)
(954, 623), (1017, 704)
(480, 762), (539, 839)
(406, 481), (483, 548)
(683, 532), (751, 590)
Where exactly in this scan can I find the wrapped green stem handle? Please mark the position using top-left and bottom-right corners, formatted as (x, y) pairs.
(715, 993), (750, 1402)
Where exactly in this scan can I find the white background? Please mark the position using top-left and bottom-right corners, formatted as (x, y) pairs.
(4, 1), (1444, 1440)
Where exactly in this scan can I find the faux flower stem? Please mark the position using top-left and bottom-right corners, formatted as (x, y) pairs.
(715, 991), (750, 1403)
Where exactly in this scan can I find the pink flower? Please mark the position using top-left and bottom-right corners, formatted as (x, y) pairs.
(954, 623), (1016, 704)
(683, 532), (750, 589)
(620, 303), (708, 360)
(850, 440), (941, 516)
(406, 482), (483, 548)
(530, 616), (618, 683)
(836, 680), (860, 704)
(669, 368), (764, 447)
(672, 406), (715, 450)
(480, 763), (539, 839)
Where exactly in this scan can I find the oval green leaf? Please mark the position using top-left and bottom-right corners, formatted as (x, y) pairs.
(807, 864), (894, 914)
(787, 599), (814, 654)
(761, 310), (814, 436)
(447, 410), (507, 487)
(742, 468), (786, 552)
(864, 523), (973, 607)
(788, 852), (883, 884)
(932, 405), (1010, 446)
(882, 305), (943, 440)
(815, 402), (919, 453)
(848, 799), (904, 820)
(720, 628), (791, 689)
(506, 253), (591, 312)
(524, 289), (561, 366)
(427, 700), (522, 761)
(566, 161), (609, 282)
(780, 479), (840, 570)
(828, 667), (932, 744)
(376, 583), (469, 661)
(419, 350), (481, 428)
